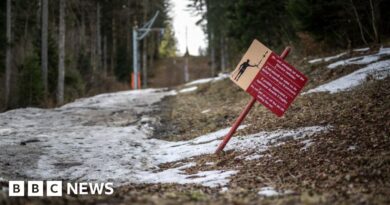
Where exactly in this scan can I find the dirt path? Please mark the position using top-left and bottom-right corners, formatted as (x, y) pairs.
(149, 56), (210, 88)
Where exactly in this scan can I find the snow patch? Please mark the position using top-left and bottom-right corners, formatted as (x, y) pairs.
(201, 109), (211, 114)
(179, 86), (198, 93)
(353, 47), (370, 52)
(136, 163), (237, 188)
(220, 187), (229, 193)
(185, 73), (229, 86)
(304, 60), (390, 94)
(328, 55), (380, 69)
(258, 187), (293, 197)
(0, 128), (13, 135)
(308, 52), (347, 64)
(328, 47), (390, 69)
(348, 145), (357, 151)
(228, 126), (329, 152)
(62, 88), (177, 109)
(244, 154), (263, 161)
(300, 139), (314, 151)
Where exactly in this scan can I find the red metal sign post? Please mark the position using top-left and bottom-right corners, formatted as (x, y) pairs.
(215, 47), (291, 154)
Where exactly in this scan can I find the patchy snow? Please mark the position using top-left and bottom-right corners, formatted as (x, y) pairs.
(348, 145), (357, 151)
(328, 47), (390, 69)
(0, 128), (13, 135)
(353, 47), (370, 52)
(304, 60), (390, 94)
(185, 73), (230, 86)
(229, 126), (329, 152)
(328, 55), (380, 69)
(258, 187), (280, 196)
(136, 163), (237, 188)
(258, 187), (293, 197)
(244, 154), (263, 161)
(300, 139), (314, 151)
(201, 109), (211, 114)
(0, 87), (329, 188)
(179, 86), (198, 93)
(62, 88), (177, 110)
(308, 52), (347, 64)
(220, 187), (229, 193)
(257, 187), (282, 197)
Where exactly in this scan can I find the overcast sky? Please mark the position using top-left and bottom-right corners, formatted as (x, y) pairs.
(170, 0), (207, 56)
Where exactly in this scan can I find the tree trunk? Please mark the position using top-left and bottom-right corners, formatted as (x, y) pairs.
(205, 0), (216, 76)
(79, 13), (86, 59)
(96, 1), (102, 71)
(111, 16), (116, 75)
(225, 39), (230, 70)
(57, 0), (66, 105)
(148, 33), (154, 78)
(142, 0), (149, 88)
(220, 37), (226, 72)
(350, 0), (368, 45)
(41, 0), (49, 99)
(5, 0), (12, 107)
(210, 33), (216, 76)
(369, 0), (379, 43)
(126, 0), (132, 71)
(184, 56), (189, 82)
(103, 35), (107, 76)
(90, 15), (96, 73)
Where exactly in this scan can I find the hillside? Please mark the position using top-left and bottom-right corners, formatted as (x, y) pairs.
(0, 46), (389, 204)
(148, 56), (211, 88)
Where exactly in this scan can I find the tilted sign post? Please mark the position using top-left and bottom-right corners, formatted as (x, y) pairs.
(215, 39), (308, 154)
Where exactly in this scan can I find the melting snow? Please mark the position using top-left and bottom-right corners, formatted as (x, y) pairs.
(348, 145), (357, 151)
(135, 163), (237, 188)
(0, 88), (329, 188)
(244, 154), (263, 161)
(179, 86), (198, 93)
(258, 187), (292, 197)
(353, 47), (370, 52)
(185, 73), (229, 86)
(300, 139), (314, 151)
(220, 187), (229, 193)
(308, 52), (347, 64)
(304, 60), (390, 94)
(201, 109), (211, 114)
(327, 47), (390, 69)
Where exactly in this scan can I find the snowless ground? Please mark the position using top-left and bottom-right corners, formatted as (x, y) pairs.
(0, 86), (328, 189)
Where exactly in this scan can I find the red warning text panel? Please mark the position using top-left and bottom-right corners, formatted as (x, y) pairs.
(246, 52), (308, 117)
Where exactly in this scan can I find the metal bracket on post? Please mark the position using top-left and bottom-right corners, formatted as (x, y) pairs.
(132, 11), (164, 89)
(215, 47), (291, 154)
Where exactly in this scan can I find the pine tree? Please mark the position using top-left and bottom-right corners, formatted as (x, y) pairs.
(57, 0), (65, 105)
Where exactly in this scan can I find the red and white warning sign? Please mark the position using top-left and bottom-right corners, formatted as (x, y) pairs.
(230, 39), (308, 117)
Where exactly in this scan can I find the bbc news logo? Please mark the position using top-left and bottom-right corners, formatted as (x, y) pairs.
(8, 181), (114, 197)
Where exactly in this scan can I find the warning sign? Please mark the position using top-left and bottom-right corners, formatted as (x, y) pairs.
(230, 39), (308, 117)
